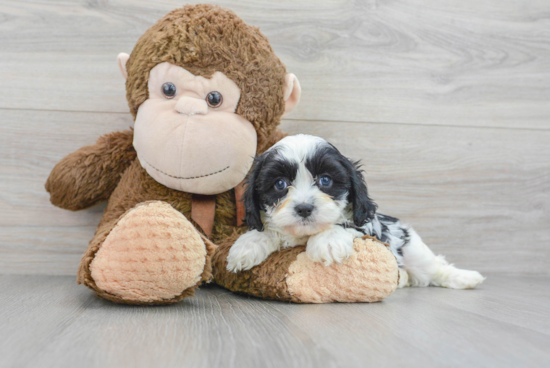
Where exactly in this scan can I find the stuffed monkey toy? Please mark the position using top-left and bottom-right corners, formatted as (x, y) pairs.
(46, 4), (398, 305)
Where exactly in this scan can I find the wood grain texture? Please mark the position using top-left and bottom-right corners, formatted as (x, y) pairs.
(1, 109), (549, 275)
(282, 120), (550, 275)
(1, 0), (549, 128)
(0, 109), (129, 274)
(0, 274), (549, 368)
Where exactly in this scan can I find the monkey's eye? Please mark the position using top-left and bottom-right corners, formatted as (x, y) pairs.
(206, 91), (223, 108)
(274, 179), (288, 191)
(162, 82), (177, 99)
(318, 175), (332, 188)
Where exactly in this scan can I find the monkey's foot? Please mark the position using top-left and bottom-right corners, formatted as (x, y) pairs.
(285, 236), (399, 303)
(89, 201), (209, 304)
(213, 235), (398, 303)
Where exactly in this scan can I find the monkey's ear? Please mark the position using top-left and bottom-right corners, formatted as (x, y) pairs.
(117, 53), (130, 80)
(282, 73), (301, 116)
(243, 154), (267, 232)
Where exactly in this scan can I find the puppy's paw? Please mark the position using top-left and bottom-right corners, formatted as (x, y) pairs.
(226, 230), (278, 273)
(441, 269), (486, 289)
(397, 268), (410, 288)
(306, 226), (355, 266)
(428, 255), (486, 289)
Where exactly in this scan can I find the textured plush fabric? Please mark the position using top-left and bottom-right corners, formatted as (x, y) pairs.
(282, 73), (301, 116)
(45, 5), (293, 305)
(46, 4), (398, 305)
(67, 152), (241, 304)
(133, 62), (258, 195)
(90, 201), (207, 303)
(286, 236), (398, 303)
(45, 130), (136, 211)
(125, 4), (287, 153)
(212, 233), (303, 302)
(212, 235), (398, 303)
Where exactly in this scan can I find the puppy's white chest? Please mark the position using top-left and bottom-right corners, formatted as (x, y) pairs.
(281, 234), (310, 248)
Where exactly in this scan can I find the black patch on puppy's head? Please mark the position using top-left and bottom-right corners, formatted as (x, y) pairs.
(305, 143), (377, 226)
(242, 149), (298, 231)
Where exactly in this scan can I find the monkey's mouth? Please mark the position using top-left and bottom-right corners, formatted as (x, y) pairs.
(144, 159), (230, 180)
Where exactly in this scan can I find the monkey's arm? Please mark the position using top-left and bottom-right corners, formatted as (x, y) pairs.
(45, 129), (136, 211)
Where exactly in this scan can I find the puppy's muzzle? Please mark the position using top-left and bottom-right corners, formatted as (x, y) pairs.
(295, 203), (314, 218)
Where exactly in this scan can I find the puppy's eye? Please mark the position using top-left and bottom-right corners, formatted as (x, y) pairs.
(162, 82), (177, 99)
(206, 91), (223, 107)
(318, 175), (332, 188)
(274, 179), (288, 191)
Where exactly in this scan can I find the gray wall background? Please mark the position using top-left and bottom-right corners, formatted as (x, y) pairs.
(1, 0), (548, 275)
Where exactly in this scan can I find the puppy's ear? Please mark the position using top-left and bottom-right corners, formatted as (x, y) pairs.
(346, 159), (377, 226)
(243, 153), (266, 231)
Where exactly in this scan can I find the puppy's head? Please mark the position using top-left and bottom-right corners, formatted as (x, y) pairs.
(243, 134), (377, 236)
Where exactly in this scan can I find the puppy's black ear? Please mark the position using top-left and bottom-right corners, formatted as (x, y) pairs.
(242, 153), (266, 231)
(346, 159), (377, 226)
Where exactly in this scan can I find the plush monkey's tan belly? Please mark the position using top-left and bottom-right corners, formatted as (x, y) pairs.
(101, 159), (244, 243)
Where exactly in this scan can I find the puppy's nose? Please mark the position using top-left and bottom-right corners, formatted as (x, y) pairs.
(175, 97), (208, 115)
(295, 203), (314, 218)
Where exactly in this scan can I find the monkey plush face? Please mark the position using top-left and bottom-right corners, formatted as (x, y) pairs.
(118, 5), (301, 195)
(127, 62), (257, 195)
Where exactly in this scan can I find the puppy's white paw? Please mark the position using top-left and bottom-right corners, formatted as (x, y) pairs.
(397, 268), (410, 288)
(440, 269), (486, 289)
(306, 226), (355, 266)
(226, 230), (278, 273)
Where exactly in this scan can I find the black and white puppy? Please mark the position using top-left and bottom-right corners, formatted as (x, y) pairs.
(226, 134), (485, 289)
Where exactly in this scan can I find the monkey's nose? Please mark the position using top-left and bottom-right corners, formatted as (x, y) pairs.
(295, 203), (314, 218)
(174, 97), (208, 116)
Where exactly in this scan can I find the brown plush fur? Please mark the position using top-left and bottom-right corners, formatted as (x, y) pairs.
(212, 233), (303, 302)
(46, 5), (289, 303)
(285, 237), (398, 303)
(85, 201), (216, 304)
(45, 130), (136, 211)
(125, 4), (287, 152)
(46, 5), (397, 305)
(213, 236), (398, 303)
(72, 158), (242, 304)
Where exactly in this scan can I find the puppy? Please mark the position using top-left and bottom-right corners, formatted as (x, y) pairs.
(227, 134), (485, 289)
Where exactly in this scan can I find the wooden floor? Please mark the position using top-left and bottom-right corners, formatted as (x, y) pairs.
(0, 274), (548, 368)
(1, 2), (549, 367)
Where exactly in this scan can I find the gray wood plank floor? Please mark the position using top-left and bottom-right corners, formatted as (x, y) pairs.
(1, 274), (549, 368)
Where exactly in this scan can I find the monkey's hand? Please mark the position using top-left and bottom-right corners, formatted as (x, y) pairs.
(306, 226), (355, 266)
(226, 230), (280, 273)
(45, 129), (136, 211)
